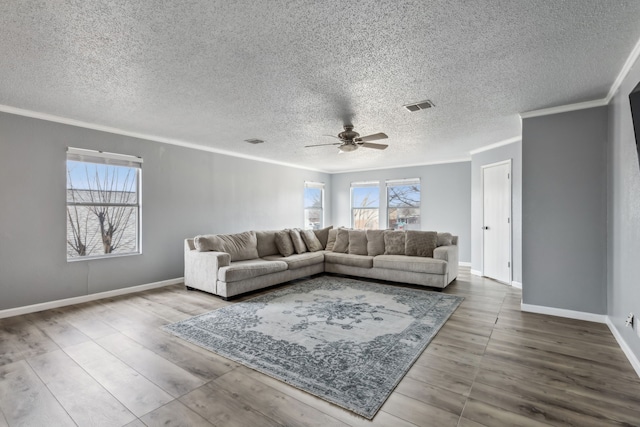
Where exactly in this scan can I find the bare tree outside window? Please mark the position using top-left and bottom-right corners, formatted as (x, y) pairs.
(387, 180), (420, 230)
(66, 153), (141, 259)
(351, 184), (380, 229)
(304, 183), (324, 230)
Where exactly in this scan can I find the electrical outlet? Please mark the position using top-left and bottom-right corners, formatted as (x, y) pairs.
(625, 312), (634, 328)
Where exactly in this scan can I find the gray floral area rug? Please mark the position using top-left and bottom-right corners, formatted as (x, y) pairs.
(164, 276), (463, 419)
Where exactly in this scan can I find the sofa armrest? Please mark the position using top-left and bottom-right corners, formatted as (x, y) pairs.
(184, 239), (231, 294)
(434, 245), (459, 283)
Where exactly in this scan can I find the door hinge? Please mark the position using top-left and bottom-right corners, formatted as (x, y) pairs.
(507, 173), (510, 179)
(508, 262), (511, 268)
(507, 217), (510, 223)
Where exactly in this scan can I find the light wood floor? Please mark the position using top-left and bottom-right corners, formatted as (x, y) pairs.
(1, 267), (639, 426)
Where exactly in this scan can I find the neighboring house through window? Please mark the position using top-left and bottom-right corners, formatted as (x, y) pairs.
(351, 181), (380, 230)
(387, 178), (421, 230)
(304, 181), (324, 230)
(66, 147), (142, 260)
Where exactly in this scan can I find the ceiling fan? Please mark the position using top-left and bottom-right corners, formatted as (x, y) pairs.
(305, 125), (389, 153)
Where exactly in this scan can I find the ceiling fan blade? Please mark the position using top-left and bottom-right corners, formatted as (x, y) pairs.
(305, 142), (341, 148)
(322, 134), (342, 140)
(357, 132), (388, 142)
(359, 142), (388, 150)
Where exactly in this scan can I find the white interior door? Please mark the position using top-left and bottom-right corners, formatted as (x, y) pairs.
(482, 161), (511, 284)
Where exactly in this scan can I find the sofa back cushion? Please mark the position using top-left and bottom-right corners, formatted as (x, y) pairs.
(301, 230), (324, 252)
(275, 230), (295, 257)
(366, 230), (385, 256)
(332, 229), (350, 253)
(289, 229), (308, 254)
(405, 230), (438, 257)
(348, 230), (368, 255)
(194, 231), (259, 261)
(325, 228), (339, 251)
(255, 230), (280, 257)
(383, 230), (406, 255)
(313, 226), (333, 249)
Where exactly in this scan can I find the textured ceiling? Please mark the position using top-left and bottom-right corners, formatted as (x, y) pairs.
(1, 1), (640, 172)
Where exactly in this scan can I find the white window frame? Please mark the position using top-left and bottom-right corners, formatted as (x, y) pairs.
(386, 178), (421, 230)
(304, 181), (325, 230)
(350, 181), (380, 230)
(66, 147), (143, 261)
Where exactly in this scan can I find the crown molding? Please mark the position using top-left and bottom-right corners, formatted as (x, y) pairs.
(519, 98), (609, 119)
(0, 104), (328, 174)
(606, 33), (640, 103)
(330, 157), (471, 175)
(469, 136), (521, 155)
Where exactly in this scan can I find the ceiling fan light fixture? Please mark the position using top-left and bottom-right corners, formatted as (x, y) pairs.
(338, 143), (358, 152)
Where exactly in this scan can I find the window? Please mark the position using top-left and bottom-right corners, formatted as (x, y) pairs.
(304, 181), (324, 230)
(351, 181), (380, 230)
(387, 178), (421, 230)
(66, 147), (142, 260)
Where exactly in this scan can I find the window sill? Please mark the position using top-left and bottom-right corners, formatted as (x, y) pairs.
(67, 252), (141, 262)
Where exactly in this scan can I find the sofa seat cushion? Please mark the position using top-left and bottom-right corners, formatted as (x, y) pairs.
(324, 252), (374, 268)
(218, 259), (288, 283)
(262, 252), (325, 270)
(373, 255), (447, 275)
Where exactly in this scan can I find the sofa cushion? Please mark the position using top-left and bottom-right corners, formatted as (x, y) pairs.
(324, 252), (374, 268)
(301, 230), (324, 252)
(373, 255), (447, 275)
(325, 228), (339, 251)
(348, 230), (368, 255)
(218, 259), (288, 283)
(405, 231), (438, 257)
(332, 229), (350, 253)
(275, 230), (295, 257)
(313, 226), (333, 249)
(437, 232), (453, 247)
(255, 230), (280, 257)
(384, 231), (406, 255)
(194, 231), (259, 261)
(366, 230), (385, 256)
(263, 252), (325, 270)
(289, 229), (308, 254)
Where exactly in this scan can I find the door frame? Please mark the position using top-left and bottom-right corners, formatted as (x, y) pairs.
(481, 159), (513, 284)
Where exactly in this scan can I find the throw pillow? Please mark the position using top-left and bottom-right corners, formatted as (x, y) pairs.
(332, 229), (350, 253)
(193, 234), (217, 252)
(289, 228), (308, 254)
(405, 230), (438, 257)
(437, 232), (453, 247)
(384, 230), (406, 255)
(254, 230), (280, 257)
(348, 230), (368, 255)
(325, 228), (339, 251)
(195, 231), (259, 261)
(313, 226), (333, 249)
(275, 230), (295, 257)
(366, 230), (385, 256)
(301, 229), (324, 252)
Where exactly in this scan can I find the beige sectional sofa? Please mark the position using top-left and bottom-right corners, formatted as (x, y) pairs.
(184, 227), (459, 299)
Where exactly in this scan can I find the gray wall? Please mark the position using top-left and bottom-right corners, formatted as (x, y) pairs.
(471, 141), (522, 284)
(330, 162), (471, 262)
(522, 107), (608, 313)
(607, 57), (640, 360)
(0, 112), (330, 310)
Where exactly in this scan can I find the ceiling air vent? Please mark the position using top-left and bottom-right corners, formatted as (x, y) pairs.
(403, 100), (434, 112)
(244, 138), (264, 144)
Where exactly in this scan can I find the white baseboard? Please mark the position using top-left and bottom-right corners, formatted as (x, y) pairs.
(511, 280), (522, 289)
(458, 262), (471, 267)
(520, 303), (607, 324)
(606, 317), (640, 379)
(470, 269), (482, 276)
(0, 277), (184, 319)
